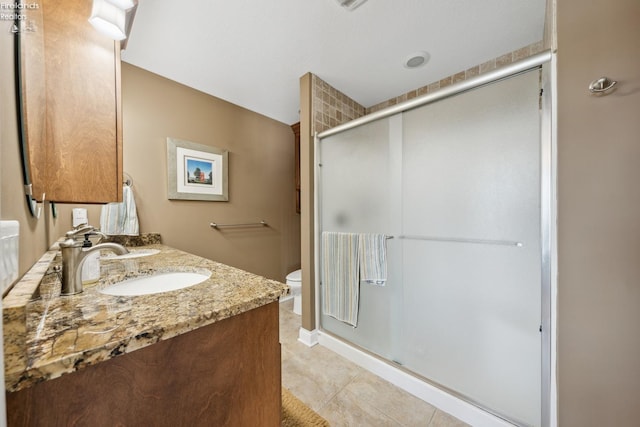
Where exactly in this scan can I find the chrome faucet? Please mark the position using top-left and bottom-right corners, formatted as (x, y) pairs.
(58, 225), (129, 295)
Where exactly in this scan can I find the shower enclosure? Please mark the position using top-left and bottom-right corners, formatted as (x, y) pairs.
(316, 53), (552, 427)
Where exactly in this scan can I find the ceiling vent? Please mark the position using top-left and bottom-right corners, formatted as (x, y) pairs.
(335, 0), (368, 11)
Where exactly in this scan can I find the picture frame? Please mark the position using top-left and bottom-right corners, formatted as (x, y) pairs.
(166, 137), (229, 201)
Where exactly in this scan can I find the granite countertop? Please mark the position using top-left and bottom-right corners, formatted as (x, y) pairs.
(3, 237), (288, 393)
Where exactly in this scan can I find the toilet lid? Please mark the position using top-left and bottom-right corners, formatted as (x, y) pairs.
(286, 269), (302, 282)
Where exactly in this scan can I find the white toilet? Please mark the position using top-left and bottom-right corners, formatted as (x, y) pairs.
(285, 269), (302, 315)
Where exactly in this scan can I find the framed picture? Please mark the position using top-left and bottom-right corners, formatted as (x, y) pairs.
(166, 137), (229, 201)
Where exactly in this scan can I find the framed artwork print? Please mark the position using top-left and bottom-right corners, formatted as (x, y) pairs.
(166, 137), (229, 201)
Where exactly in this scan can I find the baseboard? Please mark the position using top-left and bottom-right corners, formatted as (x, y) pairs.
(297, 327), (319, 347)
(319, 331), (515, 427)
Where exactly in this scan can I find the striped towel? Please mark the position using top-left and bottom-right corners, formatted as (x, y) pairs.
(358, 233), (387, 286)
(100, 185), (140, 236)
(322, 232), (360, 327)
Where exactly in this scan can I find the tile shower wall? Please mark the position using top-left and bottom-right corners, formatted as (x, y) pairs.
(311, 74), (366, 134)
(311, 41), (545, 131)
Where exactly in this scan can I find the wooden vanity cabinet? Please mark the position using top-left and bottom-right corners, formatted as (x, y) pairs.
(6, 302), (282, 426)
(36, 0), (123, 203)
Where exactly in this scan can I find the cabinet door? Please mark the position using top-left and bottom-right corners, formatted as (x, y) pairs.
(42, 0), (122, 203)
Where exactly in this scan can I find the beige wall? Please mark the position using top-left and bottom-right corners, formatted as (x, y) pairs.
(557, 0), (640, 424)
(121, 63), (300, 282)
(1, 34), (300, 287)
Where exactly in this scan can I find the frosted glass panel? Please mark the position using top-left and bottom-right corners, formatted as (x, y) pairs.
(401, 69), (541, 426)
(319, 118), (399, 358)
(319, 119), (390, 234)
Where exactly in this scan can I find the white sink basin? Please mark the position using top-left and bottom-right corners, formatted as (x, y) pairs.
(101, 248), (161, 260)
(100, 270), (211, 296)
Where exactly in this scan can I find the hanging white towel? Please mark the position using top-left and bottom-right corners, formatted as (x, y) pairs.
(100, 185), (140, 236)
(322, 232), (360, 327)
(358, 233), (388, 286)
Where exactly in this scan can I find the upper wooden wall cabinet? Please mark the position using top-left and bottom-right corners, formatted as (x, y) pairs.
(23, 0), (123, 203)
(291, 122), (300, 213)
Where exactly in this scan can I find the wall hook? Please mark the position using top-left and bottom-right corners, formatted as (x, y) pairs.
(588, 76), (617, 94)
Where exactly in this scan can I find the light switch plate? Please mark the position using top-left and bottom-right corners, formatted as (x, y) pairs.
(72, 208), (88, 227)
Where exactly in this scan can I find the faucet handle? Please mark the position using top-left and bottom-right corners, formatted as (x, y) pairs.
(59, 237), (83, 249)
(66, 224), (95, 239)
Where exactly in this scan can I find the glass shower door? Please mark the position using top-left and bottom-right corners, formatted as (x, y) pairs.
(318, 117), (402, 360)
(400, 69), (542, 426)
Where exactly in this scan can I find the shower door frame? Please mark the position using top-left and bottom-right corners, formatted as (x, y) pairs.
(314, 50), (555, 427)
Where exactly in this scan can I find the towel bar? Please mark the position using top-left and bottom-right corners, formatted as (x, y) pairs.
(210, 220), (267, 229)
(396, 235), (522, 247)
(323, 233), (520, 247)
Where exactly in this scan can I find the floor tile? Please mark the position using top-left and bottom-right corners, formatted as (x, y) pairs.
(279, 300), (469, 427)
(282, 339), (362, 411)
(320, 391), (403, 427)
(340, 370), (437, 426)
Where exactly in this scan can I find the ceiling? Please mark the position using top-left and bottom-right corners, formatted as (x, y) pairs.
(121, 0), (546, 126)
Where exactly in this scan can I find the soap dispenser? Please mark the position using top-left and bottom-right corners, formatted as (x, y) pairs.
(81, 233), (101, 284)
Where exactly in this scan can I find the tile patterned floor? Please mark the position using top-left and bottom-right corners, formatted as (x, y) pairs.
(279, 300), (469, 427)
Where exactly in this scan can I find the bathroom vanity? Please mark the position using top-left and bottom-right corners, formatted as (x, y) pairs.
(3, 236), (287, 426)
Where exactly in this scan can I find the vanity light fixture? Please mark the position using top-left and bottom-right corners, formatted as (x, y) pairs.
(335, 0), (368, 11)
(88, 0), (138, 45)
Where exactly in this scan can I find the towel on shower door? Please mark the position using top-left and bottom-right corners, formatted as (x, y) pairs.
(322, 232), (360, 327)
(100, 185), (140, 236)
(358, 233), (388, 286)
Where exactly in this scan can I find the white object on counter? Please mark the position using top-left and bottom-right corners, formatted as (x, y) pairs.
(82, 252), (101, 284)
(81, 235), (100, 284)
(0, 220), (19, 293)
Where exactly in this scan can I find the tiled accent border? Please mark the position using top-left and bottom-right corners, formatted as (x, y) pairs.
(311, 40), (545, 132)
(311, 75), (366, 134)
(368, 40), (545, 113)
